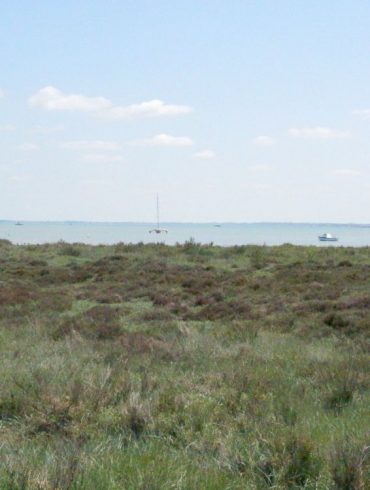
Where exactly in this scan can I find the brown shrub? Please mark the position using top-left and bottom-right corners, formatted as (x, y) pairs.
(257, 434), (321, 488)
(28, 259), (48, 267)
(140, 308), (173, 321)
(336, 295), (370, 310)
(54, 305), (122, 340)
(36, 267), (76, 286)
(75, 284), (125, 304)
(194, 295), (211, 306)
(57, 244), (81, 257)
(119, 332), (176, 360)
(330, 442), (369, 489)
(168, 301), (191, 318)
(194, 291), (224, 307)
(0, 239), (12, 247)
(337, 260), (353, 267)
(37, 291), (73, 312)
(29, 399), (72, 435)
(193, 299), (252, 321)
(0, 281), (38, 305)
(324, 312), (350, 329)
(294, 300), (333, 313)
(150, 293), (172, 307)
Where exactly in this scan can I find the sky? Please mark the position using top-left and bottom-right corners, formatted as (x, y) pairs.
(1, 0), (370, 223)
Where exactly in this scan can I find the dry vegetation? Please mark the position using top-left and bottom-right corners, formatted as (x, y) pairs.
(0, 239), (369, 488)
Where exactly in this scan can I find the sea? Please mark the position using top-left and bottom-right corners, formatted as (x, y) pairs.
(1, 221), (370, 247)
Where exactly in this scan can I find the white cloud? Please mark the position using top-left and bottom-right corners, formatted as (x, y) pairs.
(31, 125), (64, 134)
(132, 133), (194, 147)
(252, 135), (276, 146)
(29, 86), (112, 112)
(8, 174), (29, 183)
(106, 99), (193, 119)
(247, 164), (272, 172)
(288, 127), (350, 139)
(62, 140), (122, 151)
(29, 86), (192, 119)
(18, 143), (39, 151)
(333, 168), (361, 176)
(251, 183), (272, 191)
(83, 154), (124, 163)
(0, 124), (16, 131)
(352, 109), (370, 119)
(81, 178), (114, 187)
(193, 150), (215, 159)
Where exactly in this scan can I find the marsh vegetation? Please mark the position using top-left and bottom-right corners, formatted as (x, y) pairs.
(0, 240), (369, 488)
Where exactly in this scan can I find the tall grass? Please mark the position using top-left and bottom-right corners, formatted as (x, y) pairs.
(0, 242), (368, 488)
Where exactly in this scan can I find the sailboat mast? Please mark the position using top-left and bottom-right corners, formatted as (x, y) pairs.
(156, 193), (159, 229)
(148, 193), (167, 234)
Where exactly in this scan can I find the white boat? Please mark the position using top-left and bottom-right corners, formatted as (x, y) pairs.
(149, 194), (168, 234)
(318, 233), (338, 242)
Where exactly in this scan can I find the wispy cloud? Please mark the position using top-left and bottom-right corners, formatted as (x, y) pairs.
(62, 140), (122, 151)
(29, 86), (111, 112)
(247, 164), (272, 173)
(333, 168), (361, 176)
(106, 99), (192, 119)
(0, 124), (16, 132)
(31, 124), (64, 134)
(18, 143), (39, 151)
(8, 174), (30, 183)
(252, 135), (276, 146)
(81, 178), (115, 187)
(0, 88), (4, 98)
(193, 150), (215, 159)
(131, 134), (194, 147)
(288, 127), (350, 139)
(83, 153), (124, 163)
(352, 109), (370, 119)
(29, 86), (192, 119)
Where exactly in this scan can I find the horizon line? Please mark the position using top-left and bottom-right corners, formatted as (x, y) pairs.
(1, 220), (369, 227)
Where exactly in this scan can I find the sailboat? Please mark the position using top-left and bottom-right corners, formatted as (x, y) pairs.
(149, 194), (168, 234)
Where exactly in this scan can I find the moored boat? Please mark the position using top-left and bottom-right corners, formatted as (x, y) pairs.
(318, 233), (338, 242)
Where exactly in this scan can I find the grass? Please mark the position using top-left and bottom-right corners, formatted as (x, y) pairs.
(0, 241), (369, 488)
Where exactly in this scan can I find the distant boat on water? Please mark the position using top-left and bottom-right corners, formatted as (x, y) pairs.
(318, 233), (338, 242)
(15, 222), (23, 226)
(149, 194), (168, 234)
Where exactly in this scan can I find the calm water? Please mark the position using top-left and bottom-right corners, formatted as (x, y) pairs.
(1, 221), (370, 247)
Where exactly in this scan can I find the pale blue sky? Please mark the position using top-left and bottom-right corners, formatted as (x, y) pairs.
(1, 0), (370, 222)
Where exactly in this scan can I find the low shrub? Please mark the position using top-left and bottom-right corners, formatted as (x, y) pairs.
(330, 441), (369, 489)
(324, 312), (350, 329)
(256, 434), (321, 488)
(283, 435), (321, 487)
(0, 238), (12, 247)
(58, 244), (81, 257)
(53, 305), (122, 340)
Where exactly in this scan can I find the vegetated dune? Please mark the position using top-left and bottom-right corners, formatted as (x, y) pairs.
(0, 240), (369, 488)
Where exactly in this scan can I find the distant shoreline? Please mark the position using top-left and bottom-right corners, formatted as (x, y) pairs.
(1, 220), (370, 227)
